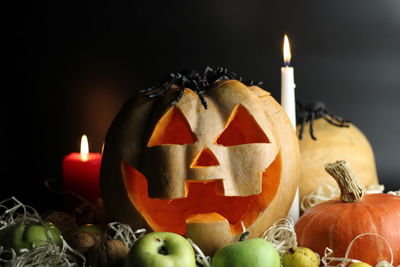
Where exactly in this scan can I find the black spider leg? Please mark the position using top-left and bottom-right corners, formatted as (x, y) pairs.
(320, 112), (350, 127)
(191, 79), (208, 109)
(216, 66), (227, 75)
(309, 112), (317, 140)
(230, 71), (249, 84)
(248, 80), (264, 86)
(198, 67), (211, 89)
(170, 74), (186, 106)
(139, 73), (174, 95)
(296, 101), (304, 116)
(215, 67), (229, 80)
(242, 78), (264, 86)
(202, 66), (214, 85)
(139, 86), (157, 94)
(298, 113), (307, 140)
(203, 65), (214, 77)
(296, 102), (306, 139)
(227, 70), (263, 86)
(142, 73), (177, 98)
(329, 113), (349, 123)
(198, 75), (209, 89)
(228, 71), (243, 82)
(220, 68), (245, 83)
(324, 110), (350, 126)
(221, 68), (230, 80)
(149, 79), (176, 98)
(206, 67), (223, 85)
(227, 71), (241, 81)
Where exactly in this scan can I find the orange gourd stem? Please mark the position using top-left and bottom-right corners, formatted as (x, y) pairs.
(324, 160), (365, 203)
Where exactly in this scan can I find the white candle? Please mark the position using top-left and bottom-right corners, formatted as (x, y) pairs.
(281, 35), (296, 128)
(281, 35), (299, 221)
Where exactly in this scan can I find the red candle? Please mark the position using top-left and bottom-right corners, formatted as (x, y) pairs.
(62, 135), (102, 203)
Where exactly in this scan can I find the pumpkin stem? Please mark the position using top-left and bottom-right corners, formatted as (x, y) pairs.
(324, 160), (365, 202)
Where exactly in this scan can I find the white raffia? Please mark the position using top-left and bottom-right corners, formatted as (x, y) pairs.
(261, 217), (297, 256)
(0, 197), (85, 266)
(187, 238), (211, 267)
(321, 233), (394, 267)
(375, 261), (397, 267)
(0, 236), (86, 267)
(321, 247), (358, 267)
(301, 184), (385, 212)
(365, 184), (387, 194)
(387, 190), (400, 196)
(0, 197), (41, 230)
(240, 221), (246, 234)
(105, 222), (146, 249)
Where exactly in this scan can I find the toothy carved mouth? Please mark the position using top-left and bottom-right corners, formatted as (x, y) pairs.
(122, 154), (281, 236)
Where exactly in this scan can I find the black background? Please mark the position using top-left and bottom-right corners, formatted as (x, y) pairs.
(5, 1), (400, 211)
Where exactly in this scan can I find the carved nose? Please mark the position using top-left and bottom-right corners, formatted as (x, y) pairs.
(190, 147), (220, 168)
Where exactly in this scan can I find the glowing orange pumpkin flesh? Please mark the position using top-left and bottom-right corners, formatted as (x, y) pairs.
(191, 147), (220, 168)
(215, 104), (270, 146)
(122, 154), (281, 236)
(147, 106), (197, 147)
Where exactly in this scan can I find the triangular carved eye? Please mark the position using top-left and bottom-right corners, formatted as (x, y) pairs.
(147, 107), (197, 147)
(215, 105), (270, 146)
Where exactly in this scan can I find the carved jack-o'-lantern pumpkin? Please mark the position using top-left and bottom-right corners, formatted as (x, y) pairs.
(101, 70), (300, 255)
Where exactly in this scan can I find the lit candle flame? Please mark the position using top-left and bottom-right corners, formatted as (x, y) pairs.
(80, 135), (89, 161)
(283, 34), (292, 66)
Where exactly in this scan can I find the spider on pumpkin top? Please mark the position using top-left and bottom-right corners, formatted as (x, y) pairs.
(297, 101), (350, 140)
(140, 66), (263, 109)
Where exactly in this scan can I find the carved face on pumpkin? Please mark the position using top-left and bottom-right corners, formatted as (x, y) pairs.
(101, 80), (299, 254)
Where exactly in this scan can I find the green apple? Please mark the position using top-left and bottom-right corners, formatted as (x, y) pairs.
(0, 222), (62, 252)
(211, 238), (280, 267)
(282, 247), (319, 267)
(124, 232), (196, 267)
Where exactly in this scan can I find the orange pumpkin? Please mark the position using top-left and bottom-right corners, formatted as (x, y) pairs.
(295, 161), (400, 265)
(101, 78), (300, 254)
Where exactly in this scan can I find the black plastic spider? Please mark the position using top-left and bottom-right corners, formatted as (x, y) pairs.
(139, 66), (263, 109)
(297, 101), (350, 140)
